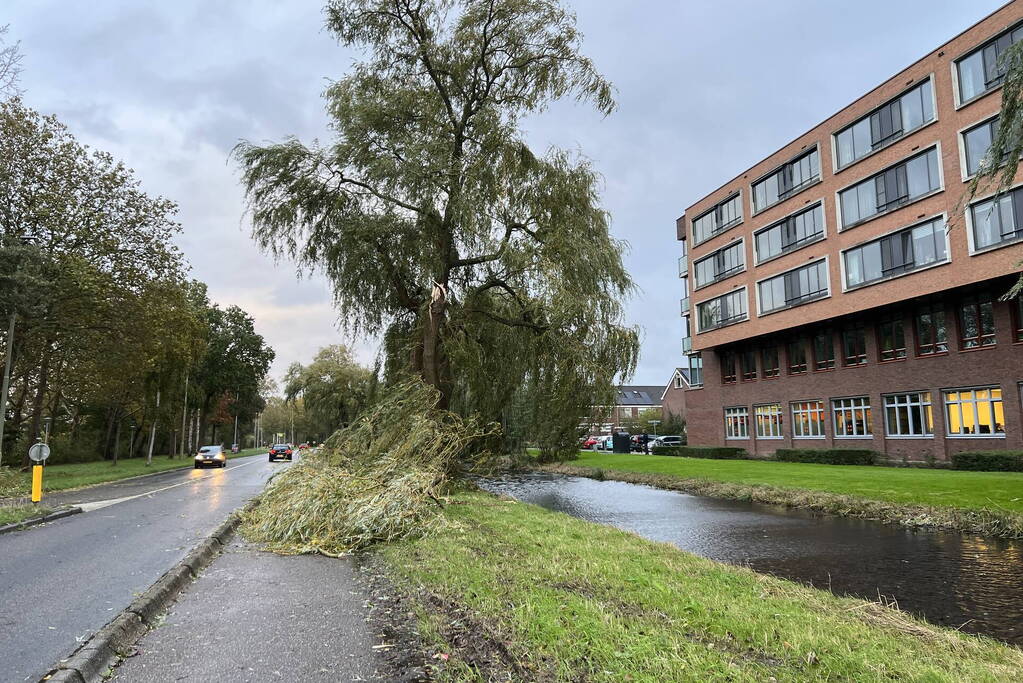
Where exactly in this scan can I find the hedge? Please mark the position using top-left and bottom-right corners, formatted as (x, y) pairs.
(651, 445), (746, 459)
(774, 448), (876, 466)
(951, 451), (1023, 472)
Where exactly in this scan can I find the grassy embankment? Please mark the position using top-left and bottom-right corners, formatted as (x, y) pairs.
(539, 452), (1023, 538)
(381, 490), (1023, 681)
(0, 448), (264, 526)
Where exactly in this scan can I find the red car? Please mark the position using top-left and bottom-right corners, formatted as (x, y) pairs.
(580, 436), (600, 450)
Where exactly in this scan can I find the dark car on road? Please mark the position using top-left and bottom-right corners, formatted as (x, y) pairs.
(630, 434), (657, 452)
(194, 445), (227, 468)
(269, 443), (293, 462)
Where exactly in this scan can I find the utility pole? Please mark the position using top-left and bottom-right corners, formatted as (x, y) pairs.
(233, 413), (238, 448)
(0, 311), (16, 468)
(179, 372), (189, 458)
(147, 389), (160, 465)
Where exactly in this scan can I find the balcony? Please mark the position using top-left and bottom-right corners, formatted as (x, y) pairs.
(678, 254), (688, 277)
(681, 337), (692, 354)
(680, 297), (690, 316)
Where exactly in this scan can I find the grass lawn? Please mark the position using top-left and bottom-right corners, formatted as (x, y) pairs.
(383, 491), (1023, 681)
(571, 452), (1023, 514)
(0, 504), (52, 526)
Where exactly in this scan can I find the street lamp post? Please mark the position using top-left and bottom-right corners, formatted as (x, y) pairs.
(42, 416), (52, 444)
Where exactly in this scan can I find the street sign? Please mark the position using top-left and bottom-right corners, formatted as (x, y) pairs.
(28, 442), (50, 463)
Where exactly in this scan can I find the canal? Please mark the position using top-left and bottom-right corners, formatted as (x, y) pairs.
(480, 473), (1023, 645)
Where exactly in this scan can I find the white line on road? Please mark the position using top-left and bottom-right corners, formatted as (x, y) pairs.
(78, 459), (265, 512)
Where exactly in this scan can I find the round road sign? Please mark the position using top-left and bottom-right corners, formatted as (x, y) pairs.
(28, 442), (50, 463)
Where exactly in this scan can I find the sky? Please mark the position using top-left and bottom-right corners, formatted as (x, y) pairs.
(3, 0), (1008, 386)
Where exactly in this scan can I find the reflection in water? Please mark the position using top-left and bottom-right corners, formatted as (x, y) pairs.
(481, 473), (1023, 645)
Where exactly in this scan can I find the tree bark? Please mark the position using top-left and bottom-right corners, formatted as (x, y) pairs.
(24, 345), (51, 466)
(422, 282), (449, 408)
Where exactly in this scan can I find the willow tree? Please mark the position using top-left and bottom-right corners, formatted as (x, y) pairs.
(236, 0), (638, 449)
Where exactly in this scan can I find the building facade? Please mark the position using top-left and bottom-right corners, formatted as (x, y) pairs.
(586, 386), (664, 435)
(677, 2), (1023, 462)
(660, 368), (690, 424)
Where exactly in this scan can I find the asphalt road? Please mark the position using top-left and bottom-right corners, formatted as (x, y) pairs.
(0, 452), (293, 683)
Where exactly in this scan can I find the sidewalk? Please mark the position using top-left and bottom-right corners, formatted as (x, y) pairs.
(110, 539), (388, 682)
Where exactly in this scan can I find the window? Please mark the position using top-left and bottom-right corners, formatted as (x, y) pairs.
(957, 24), (1023, 103)
(740, 348), (757, 381)
(692, 193), (743, 244)
(958, 295), (996, 349)
(791, 401), (825, 438)
(674, 373), (685, 389)
(762, 346), (780, 378)
(843, 217), (948, 288)
(962, 117), (1002, 177)
(697, 290), (747, 332)
(884, 392), (933, 437)
(752, 148), (820, 213)
(787, 339), (807, 374)
(877, 318), (906, 361)
(1014, 297), (1023, 343)
(915, 306), (948, 355)
(839, 148), (941, 228)
(721, 350), (737, 384)
(758, 260), (829, 314)
(835, 79), (935, 167)
(688, 353), (703, 388)
(694, 241), (745, 288)
(755, 404), (783, 438)
(842, 326), (867, 366)
(813, 330), (835, 370)
(724, 407), (749, 439)
(833, 397), (872, 437)
(944, 387), (1005, 436)
(968, 187), (1023, 251)
(755, 203), (824, 262)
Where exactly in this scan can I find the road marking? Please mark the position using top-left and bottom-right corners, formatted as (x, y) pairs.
(77, 459), (266, 512)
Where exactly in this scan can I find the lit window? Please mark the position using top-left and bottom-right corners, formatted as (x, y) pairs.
(833, 397), (872, 437)
(724, 407), (749, 439)
(884, 392), (933, 437)
(791, 401), (825, 438)
(755, 404), (783, 439)
(944, 387), (1004, 436)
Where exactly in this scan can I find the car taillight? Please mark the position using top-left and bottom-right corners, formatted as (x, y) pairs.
(286, 449), (292, 454)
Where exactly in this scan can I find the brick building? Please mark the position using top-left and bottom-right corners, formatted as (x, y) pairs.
(586, 386), (663, 435)
(677, 2), (1023, 462)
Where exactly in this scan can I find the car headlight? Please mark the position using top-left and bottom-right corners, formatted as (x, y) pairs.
(194, 454), (203, 460)
(215, 454), (225, 459)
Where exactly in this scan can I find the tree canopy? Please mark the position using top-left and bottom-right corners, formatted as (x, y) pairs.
(236, 0), (638, 455)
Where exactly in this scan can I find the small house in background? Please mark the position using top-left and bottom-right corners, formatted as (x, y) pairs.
(661, 367), (690, 426)
(585, 385), (664, 435)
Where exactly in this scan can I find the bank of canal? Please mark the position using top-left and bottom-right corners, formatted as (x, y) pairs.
(480, 473), (1023, 646)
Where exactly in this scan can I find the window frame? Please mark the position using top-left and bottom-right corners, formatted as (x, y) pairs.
(842, 326), (867, 366)
(791, 400), (826, 439)
(761, 345), (780, 379)
(877, 317), (907, 362)
(724, 406), (750, 440)
(753, 200), (827, 265)
(754, 403), (784, 440)
(721, 350), (737, 385)
(755, 257), (831, 317)
(832, 396), (873, 438)
(882, 391), (934, 438)
(964, 181), (1023, 255)
(740, 347), (757, 382)
(957, 294), (997, 350)
(943, 386), (1005, 438)
(693, 238), (747, 290)
(832, 75), (937, 172)
(914, 304), (949, 356)
(812, 329), (836, 371)
(787, 338), (808, 375)
(954, 21), (1023, 107)
(1013, 296), (1023, 343)
(839, 214), (951, 292)
(688, 353), (703, 389)
(691, 191), (744, 247)
(751, 145), (822, 215)
(835, 144), (944, 231)
(695, 288), (749, 334)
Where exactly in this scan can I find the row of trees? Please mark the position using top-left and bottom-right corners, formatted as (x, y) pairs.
(0, 97), (274, 466)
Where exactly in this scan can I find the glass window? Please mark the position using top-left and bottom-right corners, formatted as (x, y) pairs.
(833, 397), (872, 437)
(692, 193), (743, 244)
(884, 392), (933, 437)
(755, 404), (783, 438)
(1014, 297), (1023, 343)
(944, 387), (1005, 436)
(813, 330), (835, 370)
(839, 148), (940, 228)
(688, 353), (703, 388)
(843, 218), (947, 289)
(957, 25), (1023, 102)
(694, 241), (745, 288)
(697, 290), (747, 332)
(842, 326), (867, 366)
(835, 79), (935, 167)
(762, 346), (780, 378)
(758, 260), (829, 314)
(787, 339), (807, 374)
(958, 295), (996, 349)
(724, 407), (749, 439)
(915, 306), (948, 355)
(754, 203), (824, 262)
(752, 148), (820, 213)
(740, 348), (757, 381)
(791, 400), (825, 438)
(969, 188), (1023, 251)
(963, 118), (999, 177)
(878, 318), (907, 361)
(721, 350), (737, 384)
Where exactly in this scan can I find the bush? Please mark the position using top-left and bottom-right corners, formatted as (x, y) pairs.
(652, 445), (746, 459)
(775, 449), (876, 466)
(951, 451), (1023, 472)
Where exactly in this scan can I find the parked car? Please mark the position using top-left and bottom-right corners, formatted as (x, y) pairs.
(269, 443), (294, 462)
(630, 434), (657, 452)
(595, 435), (614, 451)
(650, 435), (684, 449)
(580, 436), (600, 450)
(298, 443), (310, 450)
(230, 443), (240, 454)
(194, 445), (227, 469)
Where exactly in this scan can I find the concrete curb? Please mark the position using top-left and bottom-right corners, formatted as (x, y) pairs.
(0, 506), (82, 535)
(41, 501), (257, 683)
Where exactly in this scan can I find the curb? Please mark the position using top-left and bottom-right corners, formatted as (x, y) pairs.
(41, 501), (257, 683)
(0, 506), (82, 535)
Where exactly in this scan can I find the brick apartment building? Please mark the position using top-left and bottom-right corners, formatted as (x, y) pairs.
(677, 1), (1023, 462)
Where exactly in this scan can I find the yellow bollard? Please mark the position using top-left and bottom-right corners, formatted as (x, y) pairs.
(31, 464), (42, 503)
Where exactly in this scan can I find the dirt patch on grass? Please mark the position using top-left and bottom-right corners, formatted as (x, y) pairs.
(539, 464), (1023, 540)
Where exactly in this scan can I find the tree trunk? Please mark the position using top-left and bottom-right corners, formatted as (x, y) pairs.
(422, 282), (450, 408)
(24, 346), (51, 466)
(112, 413), (122, 466)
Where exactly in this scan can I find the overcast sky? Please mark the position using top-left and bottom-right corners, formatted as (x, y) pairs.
(4, 0), (1006, 386)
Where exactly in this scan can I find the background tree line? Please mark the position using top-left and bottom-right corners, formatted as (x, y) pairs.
(0, 98), (274, 466)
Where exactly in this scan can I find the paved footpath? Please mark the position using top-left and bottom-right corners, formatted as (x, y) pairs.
(110, 539), (384, 682)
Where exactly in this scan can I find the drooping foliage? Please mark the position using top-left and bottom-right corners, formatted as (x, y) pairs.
(235, 0), (638, 455)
